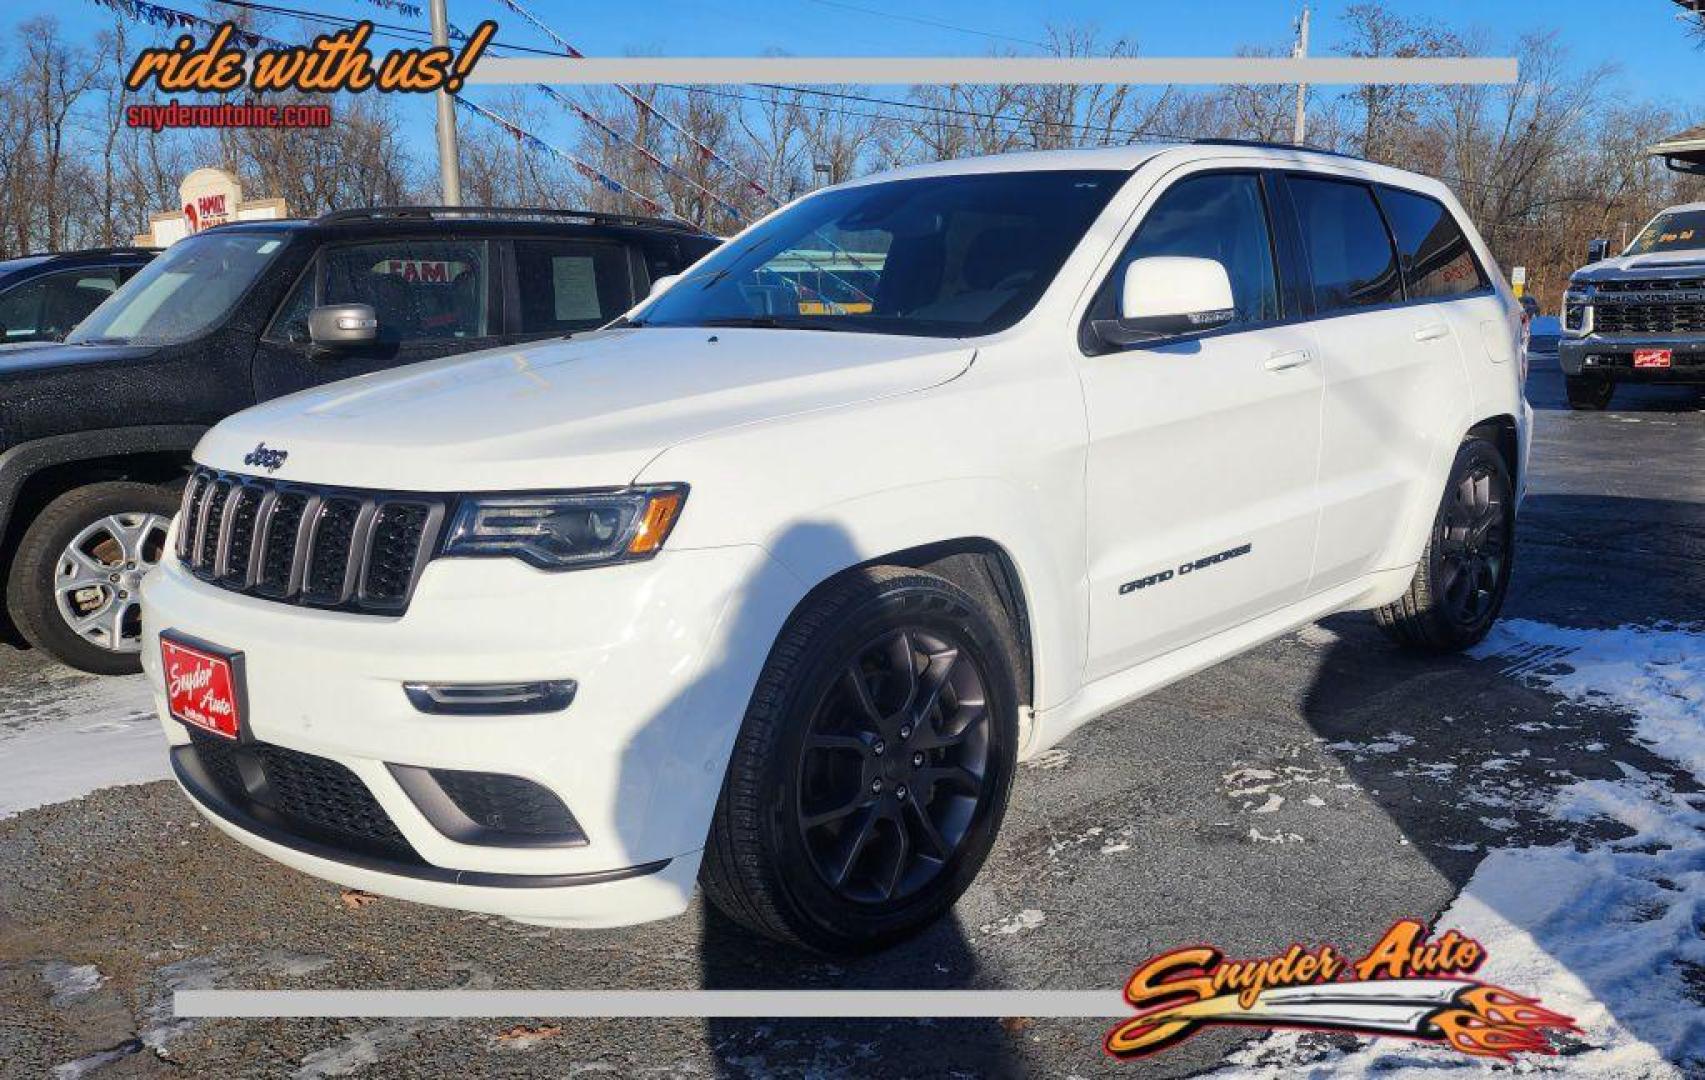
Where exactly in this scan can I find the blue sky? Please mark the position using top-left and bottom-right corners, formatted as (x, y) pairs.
(9, 0), (1702, 176)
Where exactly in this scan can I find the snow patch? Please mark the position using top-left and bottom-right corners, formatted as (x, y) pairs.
(1210, 621), (1705, 1077)
(0, 673), (164, 817)
(979, 909), (1045, 936)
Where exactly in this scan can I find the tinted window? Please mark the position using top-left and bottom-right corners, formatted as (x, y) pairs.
(0, 268), (122, 342)
(1090, 173), (1281, 332)
(1288, 177), (1403, 313)
(265, 263), (317, 344)
(1377, 187), (1486, 300)
(319, 240), (491, 344)
(638, 171), (1123, 338)
(514, 240), (635, 334)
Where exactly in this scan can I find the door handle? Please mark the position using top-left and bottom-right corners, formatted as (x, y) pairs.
(1414, 323), (1451, 342)
(1264, 349), (1312, 372)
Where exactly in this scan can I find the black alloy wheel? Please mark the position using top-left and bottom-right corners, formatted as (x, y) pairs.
(701, 566), (1019, 954)
(1376, 437), (1515, 653)
(796, 626), (991, 905)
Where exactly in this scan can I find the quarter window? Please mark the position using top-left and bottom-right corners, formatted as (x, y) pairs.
(1376, 187), (1487, 300)
(1288, 177), (1404, 313)
(1089, 172), (1282, 334)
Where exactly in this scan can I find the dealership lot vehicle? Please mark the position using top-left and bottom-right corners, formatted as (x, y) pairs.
(0, 247), (156, 346)
(1560, 202), (1705, 409)
(142, 142), (1529, 954)
(0, 209), (718, 674)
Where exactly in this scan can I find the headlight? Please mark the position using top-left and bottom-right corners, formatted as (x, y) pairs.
(443, 485), (687, 570)
(1562, 291), (1590, 335)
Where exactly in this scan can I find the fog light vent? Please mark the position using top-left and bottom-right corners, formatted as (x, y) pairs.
(389, 764), (588, 847)
(403, 680), (576, 715)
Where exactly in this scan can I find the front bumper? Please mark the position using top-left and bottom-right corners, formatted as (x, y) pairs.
(1558, 335), (1705, 381)
(141, 542), (803, 928)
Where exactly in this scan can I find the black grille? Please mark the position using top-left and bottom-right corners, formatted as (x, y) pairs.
(1594, 302), (1705, 335)
(1595, 277), (1705, 293)
(179, 468), (445, 614)
(431, 769), (584, 840)
(364, 503), (433, 607)
(187, 730), (420, 863)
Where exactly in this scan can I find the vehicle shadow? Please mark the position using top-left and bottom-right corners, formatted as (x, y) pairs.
(616, 519), (1034, 1078)
(1296, 488), (1704, 1068)
(1525, 364), (1703, 413)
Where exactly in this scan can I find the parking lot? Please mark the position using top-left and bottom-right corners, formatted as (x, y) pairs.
(1, 364), (1701, 1079)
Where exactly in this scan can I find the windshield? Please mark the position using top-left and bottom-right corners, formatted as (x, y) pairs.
(1626, 209), (1705, 256)
(69, 231), (288, 346)
(635, 170), (1124, 338)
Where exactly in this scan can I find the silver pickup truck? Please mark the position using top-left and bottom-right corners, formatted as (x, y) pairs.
(1558, 202), (1705, 409)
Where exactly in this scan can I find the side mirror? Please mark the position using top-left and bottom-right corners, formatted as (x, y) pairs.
(648, 274), (682, 298)
(1091, 257), (1236, 349)
(1587, 238), (1610, 264)
(307, 304), (378, 350)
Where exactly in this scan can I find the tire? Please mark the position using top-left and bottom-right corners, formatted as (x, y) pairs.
(701, 566), (1020, 954)
(6, 481), (179, 675)
(1376, 438), (1515, 654)
(1564, 373), (1614, 410)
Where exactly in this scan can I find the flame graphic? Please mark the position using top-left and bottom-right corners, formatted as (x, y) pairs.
(1430, 985), (1578, 1060)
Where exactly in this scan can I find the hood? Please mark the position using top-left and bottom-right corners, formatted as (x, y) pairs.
(0, 341), (158, 375)
(1574, 248), (1705, 281)
(197, 327), (975, 491)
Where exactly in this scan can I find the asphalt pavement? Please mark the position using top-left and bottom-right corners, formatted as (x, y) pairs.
(0, 364), (1700, 1079)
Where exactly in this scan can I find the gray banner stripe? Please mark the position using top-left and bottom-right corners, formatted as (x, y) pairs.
(467, 57), (1517, 86)
(175, 990), (1132, 1019)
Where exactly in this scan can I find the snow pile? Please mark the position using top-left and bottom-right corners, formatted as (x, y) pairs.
(0, 669), (165, 818)
(1216, 621), (1705, 1079)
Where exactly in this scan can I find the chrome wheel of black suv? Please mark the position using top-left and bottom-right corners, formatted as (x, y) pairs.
(702, 566), (1018, 954)
(1376, 437), (1514, 653)
(6, 482), (178, 675)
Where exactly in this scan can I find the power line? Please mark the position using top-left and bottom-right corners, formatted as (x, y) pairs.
(800, 0), (1048, 50)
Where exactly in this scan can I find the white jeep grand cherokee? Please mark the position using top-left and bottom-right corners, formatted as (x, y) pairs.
(142, 142), (1530, 953)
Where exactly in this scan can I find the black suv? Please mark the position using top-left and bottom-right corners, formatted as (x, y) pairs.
(0, 247), (158, 346)
(0, 207), (719, 673)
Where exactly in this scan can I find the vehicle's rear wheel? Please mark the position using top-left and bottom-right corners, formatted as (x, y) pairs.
(6, 481), (179, 675)
(701, 566), (1019, 954)
(1564, 373), (1614, 410)
(1376, 438), (1514, 654)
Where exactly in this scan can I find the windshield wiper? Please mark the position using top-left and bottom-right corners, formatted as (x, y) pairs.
(692, 316), (846, 332)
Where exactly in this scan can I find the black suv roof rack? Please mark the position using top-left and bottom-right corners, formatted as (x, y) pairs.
(1191, 138), (1360, 160)
(314, 205), (701, 233)
(11, 245), (161, 259)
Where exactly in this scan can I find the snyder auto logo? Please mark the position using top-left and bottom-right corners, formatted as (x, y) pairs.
(243, 442), (289, 473)
(1106, 919), (1576, 1062)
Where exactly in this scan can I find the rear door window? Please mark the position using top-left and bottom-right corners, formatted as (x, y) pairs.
(1376, 187), (1487, 300)
(512, 240), (636, 334)
(319, 240), (492, 345)
(1287, 176), (1404, 314)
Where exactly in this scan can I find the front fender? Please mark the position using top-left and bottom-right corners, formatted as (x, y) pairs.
(0, 425), (206, 543)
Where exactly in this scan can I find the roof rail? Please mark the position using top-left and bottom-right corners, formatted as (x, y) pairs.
(11, 244), (161, 259)
(1192, 138), (1361, 160)
(313, 205), (703, 233)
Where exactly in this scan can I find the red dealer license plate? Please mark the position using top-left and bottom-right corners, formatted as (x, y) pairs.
(161, 634), (245, 741)
(1634, 349), (1673, 369)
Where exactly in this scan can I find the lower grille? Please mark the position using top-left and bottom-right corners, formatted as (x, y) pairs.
(179, 468), (445, 614)
(186, 730), (419, 863)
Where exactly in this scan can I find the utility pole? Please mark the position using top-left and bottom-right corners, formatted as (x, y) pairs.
(1292, 4), (1311, 145)
(429, 0), (463, 205)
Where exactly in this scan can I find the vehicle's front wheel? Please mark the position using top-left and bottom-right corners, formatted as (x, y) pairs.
(6, 481), (179, 675)
(1376, 438), (1514, 653)
(1564, 373), (1614, 410)
(702, 566), (1019, 954)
